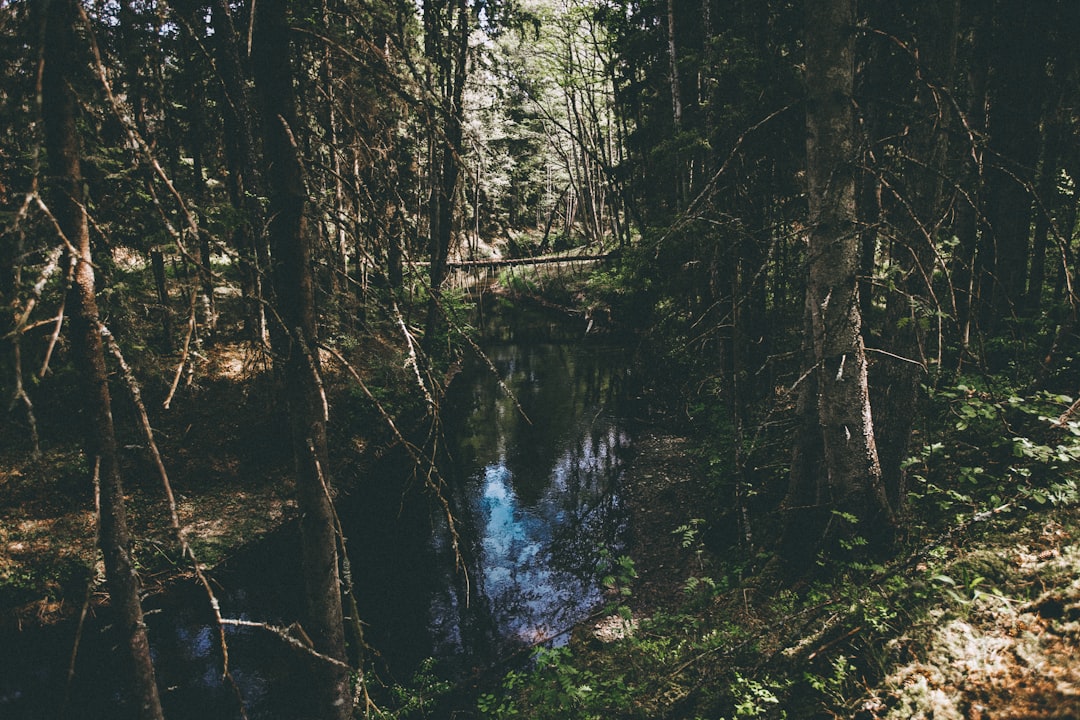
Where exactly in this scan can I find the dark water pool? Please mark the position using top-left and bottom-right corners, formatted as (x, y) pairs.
(0, 309), (633, 718)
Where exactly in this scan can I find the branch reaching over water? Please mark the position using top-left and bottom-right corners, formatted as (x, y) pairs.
(101, 324), (248, 718)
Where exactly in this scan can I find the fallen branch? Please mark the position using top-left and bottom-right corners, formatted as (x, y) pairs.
(101, 323), (247, 717)
(1054, 395), (1080, 428)
(219, 619), (353, 670)
(163, 293), (198, 410)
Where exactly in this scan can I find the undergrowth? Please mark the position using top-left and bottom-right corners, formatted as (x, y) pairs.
(466, 373), (1080, 720)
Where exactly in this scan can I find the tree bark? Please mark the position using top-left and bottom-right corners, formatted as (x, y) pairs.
(1026, 102), (1066, 314)
(666, 0), (682, 132)
(252, 2), (353, 717)
(211, 0), (268, 345)
(981, 0), (1044, 332)
(42, 2), (164, 717)
(423, 0), (470, 349)
(951, 4), (990, 365)
(874, 0), (959, 514)
(793, 0), (893, 548)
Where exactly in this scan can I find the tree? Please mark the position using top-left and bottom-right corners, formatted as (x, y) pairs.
(786, 0), (892, 551)
(251, 1), (354, 716)
(979, 0), (1046, 332)
(422, 0), (472, 347)
(41, 1), (164, 717)
(210, 0), (269, 344)
(867, 1), (959, 513)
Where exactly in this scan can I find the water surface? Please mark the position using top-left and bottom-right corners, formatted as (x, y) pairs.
(0, 309), (633, 718)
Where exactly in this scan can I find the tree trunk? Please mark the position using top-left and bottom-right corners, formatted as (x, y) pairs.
(666, 0), (682, 132)
(874, 0), (959, 514)
(792, 0), (893, 549)
(150, 249), (175, 351)
(42, 2), (164, 717)
(981, 0), (1044, 333)
(211, 0), (268, 345)
(173, 0), (218, 343)
(782, 295), (828, 562)
(1026, 102), (1066, 314)
(422, 0), (470, 349)
(252, 2), (353, 717)
(951, 4), (990, 366)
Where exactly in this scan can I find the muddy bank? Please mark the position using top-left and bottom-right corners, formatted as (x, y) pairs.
(619, 429), (705, 614)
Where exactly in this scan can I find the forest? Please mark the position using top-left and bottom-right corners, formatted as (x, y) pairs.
(1, 0), (1079, 718)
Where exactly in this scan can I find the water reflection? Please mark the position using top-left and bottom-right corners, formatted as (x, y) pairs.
(430, 341), (630, 662)
(0, 325), (632, 718)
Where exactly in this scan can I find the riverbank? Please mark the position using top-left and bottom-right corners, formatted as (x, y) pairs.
(507, 416), (1080, 720)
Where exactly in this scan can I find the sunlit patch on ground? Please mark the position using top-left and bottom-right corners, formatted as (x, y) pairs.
(206, 341), (271, 380)
(592, 614), (638, 643)
(865, 516), (1080, 719)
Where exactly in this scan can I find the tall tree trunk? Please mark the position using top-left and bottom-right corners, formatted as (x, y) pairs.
(423, 0), (469, 349)
(211, 0), (268, 345)
(150, 248), (175, 350)
(951, 4), (990, 366)
(178, 2), (218, 343)
(665, 0), (685, 205)
(874, 0), (959, 513)
(1026, 101), (1065, 314)
(252, 2), (353, 717)
(981, 0), (1044, 333)
(791, 0), (892, 549)
(42, 2), (164, 717)
(666, 0), (682, 131)
(782, 295), (828, 561)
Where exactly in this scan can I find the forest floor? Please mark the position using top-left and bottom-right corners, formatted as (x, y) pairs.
(609, 422), (1080, 719)
(0, 339), (300, 630)
(2, 318), (1079, 719)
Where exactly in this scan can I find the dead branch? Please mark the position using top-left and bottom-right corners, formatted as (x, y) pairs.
(38, 253), (75, 378)
(318, 343), (468, 590)
(219, 619), (353, 670)
(9, 244), (64, 335)
(163, 293), (198, 410)
(100, 324), (247, 716)
(1054, 395), (1080, 428)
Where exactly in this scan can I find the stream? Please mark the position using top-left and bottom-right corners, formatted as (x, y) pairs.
(0, 305), (634, 719)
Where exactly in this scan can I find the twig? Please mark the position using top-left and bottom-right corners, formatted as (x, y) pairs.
(427, 286), (532, 425)
(38, 253), (75, 378)
(319, 344), (468, 590)
(807, 625), (863, 662)
(32, 194), (80, 257)
(864, 346), (927, 370)
(390, 298), (436, 410)
(1054, 395), (1080, 428)
(9, 330), (41, 459)
(657, 103), (798, 252)
(9, 243), (64, 335)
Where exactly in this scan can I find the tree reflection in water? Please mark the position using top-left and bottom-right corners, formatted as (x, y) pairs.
(430, 340), (631, 663)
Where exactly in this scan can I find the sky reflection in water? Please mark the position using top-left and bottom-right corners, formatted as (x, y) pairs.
(430, 341), (630, 658)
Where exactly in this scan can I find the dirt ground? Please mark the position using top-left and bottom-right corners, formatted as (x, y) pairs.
(861, 511), (1080, 720)
(0, 341), (298, 630)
